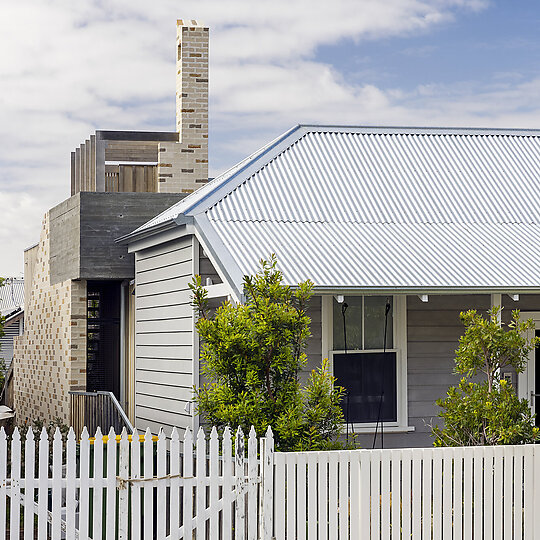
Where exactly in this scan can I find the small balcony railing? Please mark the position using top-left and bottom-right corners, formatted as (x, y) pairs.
(69, 391), (134, 437)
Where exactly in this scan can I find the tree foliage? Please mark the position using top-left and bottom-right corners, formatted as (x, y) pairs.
(433, 307), (539, 446)
(190, 256), (346, 451)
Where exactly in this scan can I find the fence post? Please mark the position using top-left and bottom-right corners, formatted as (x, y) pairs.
(262, 427), (274, 540)
(534, 445), (540, 539)
(38, 428), (49, 540)
(235, 427), (245, 540)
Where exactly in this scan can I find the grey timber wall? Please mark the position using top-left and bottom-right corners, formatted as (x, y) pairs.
(302, 296), (322, 382)
(50, 192), (185, 284)
(134, 236), (194, 436)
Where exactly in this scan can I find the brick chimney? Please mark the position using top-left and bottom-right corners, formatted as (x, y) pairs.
(157, 19), (209, 193)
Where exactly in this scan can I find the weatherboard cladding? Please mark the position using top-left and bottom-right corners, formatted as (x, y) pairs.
(135, 126), (540, 290)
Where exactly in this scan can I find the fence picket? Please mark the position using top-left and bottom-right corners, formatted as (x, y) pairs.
(370, 450), (381, 540)
(234, 427), (245, 540)
(411, 449), (422, 540)
(247, 426), (258, 540)
(357, 451), (369, 540)
(493, 446), (504, 540)
(197, 427), (207, 538)
(463, 447), (473, 539)
(422, 448), (433, 540)
(37, 427), (48, 540)
(390, 450), (401, 540)
(51, 428), (62, 540)
(210, 427), (220, 539)
(131, 429), (141, 540)
(10, 428), (20, 540)
(143, 427), (154, 540)
(380, 450), (391, 539)
(318, 451), (328, 540)
(156, 429), (166, 540)
(93, 427), (104, 540)
(442, 449), (453, 539)
(118, 429), (129, 540)
(286, 453), (296, 540)
(296, 452), (307, 540)
(514, 447), (523, 540)
(523, 445), (534, 540)
(23, 428), (34, 540)
(338, 451), (348, 540)
(432, 448), (443, 540)
(401, 449), (412, 540)
(183, 427), (194, 539)
(80, 427), (91, 540)
(0, 429), (6, 539)
(502, 445), (513, 539)
(328, 452), (339, 540)
(453, 448), (463, 540)
(261, 427), (274, 540)
(483, 446), (494, 540)
(306, 451), (317, 540)
(105, 427), (117, 539)
(66, 428), (77, 539)
(170, 428), (180, 540)
(222, 427), (233, 540)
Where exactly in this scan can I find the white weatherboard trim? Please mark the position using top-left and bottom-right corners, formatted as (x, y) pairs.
(519, 311), (540, 413)
(324, 294), (409, 430)
(192, 236), (200, 434)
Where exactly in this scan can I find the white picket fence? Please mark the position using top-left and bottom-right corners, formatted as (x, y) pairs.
(0, 424), (272, 540)
(275, 445), (540, 540)
(1, 425), (540, 539)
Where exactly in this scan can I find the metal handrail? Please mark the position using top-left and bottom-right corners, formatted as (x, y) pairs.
(69, 390), (134, 437)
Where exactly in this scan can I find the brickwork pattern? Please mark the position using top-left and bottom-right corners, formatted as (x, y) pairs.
(13, 214), (87, 424)
(158, 20), (209, 193)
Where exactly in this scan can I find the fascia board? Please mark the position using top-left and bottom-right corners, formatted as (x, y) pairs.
(127, 223), (194, 253)
(184, 125), (307, 217)
(309, 286), (540, 295)
(193, 214), (244, 302)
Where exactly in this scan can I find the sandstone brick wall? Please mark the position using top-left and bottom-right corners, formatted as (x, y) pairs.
(158, 19), (209, 193)
(13, 213), (87, 424)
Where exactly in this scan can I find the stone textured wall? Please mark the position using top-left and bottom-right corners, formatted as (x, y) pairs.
(158, 20), (209, 193)
(13, 213), (87, 424)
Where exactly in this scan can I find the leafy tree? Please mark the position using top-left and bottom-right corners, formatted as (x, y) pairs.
(190, 256), (346, 451)
(432, 307), (540, 446)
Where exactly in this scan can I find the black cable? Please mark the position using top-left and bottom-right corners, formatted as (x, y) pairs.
(373, 298), (391, 449)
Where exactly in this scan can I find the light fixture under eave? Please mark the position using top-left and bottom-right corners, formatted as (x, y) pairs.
(418, 294), (429, 303)
(507, 294), (519, 302)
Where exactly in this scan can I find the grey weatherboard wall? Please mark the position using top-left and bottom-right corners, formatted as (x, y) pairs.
(134, 236), (194, 436)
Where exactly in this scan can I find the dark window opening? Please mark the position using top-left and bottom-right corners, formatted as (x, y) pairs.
(86, 281), (121, 396)
(334, 352), (397, 424)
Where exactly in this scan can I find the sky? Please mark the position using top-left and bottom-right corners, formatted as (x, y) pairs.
(2, 0), (540, 276)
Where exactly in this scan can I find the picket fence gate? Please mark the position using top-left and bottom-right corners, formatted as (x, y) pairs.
(0, 424), (272, 540)
(1, 425), (540, 539)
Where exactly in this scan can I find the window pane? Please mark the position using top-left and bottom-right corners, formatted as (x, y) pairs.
(333, 297), (362, 350)
(333, 352), (397, 423)
(364, 296), (393, 349)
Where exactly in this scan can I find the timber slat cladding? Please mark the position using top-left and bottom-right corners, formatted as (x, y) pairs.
(104, 140), (160, 162)
(103, 165), (157, 192)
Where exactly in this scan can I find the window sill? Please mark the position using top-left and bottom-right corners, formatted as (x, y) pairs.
(344, 425), (416, 435)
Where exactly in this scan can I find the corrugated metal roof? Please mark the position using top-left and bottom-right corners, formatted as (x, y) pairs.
(133, 125), (540, 291)
(0, 278), (24, 317)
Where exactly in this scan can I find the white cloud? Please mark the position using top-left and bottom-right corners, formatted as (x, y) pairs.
(1, 0), (534, 277)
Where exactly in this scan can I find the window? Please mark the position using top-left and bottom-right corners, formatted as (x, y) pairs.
(325, 295), (408, 429)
